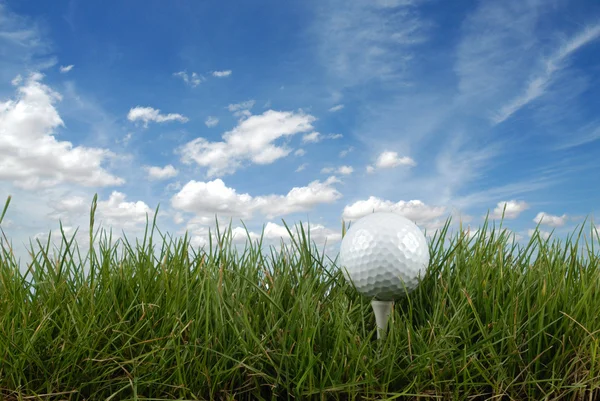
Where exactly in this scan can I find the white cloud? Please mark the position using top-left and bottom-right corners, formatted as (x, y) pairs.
(166, 181), (182, 192)
(173, 71), (202, 87)
(465, 227), (523, 243)
(227, 100), (255, 119)
(375, 151), (416, 169)
(228, 100), (255, 112)
(127, 106), (189, 127)
(212, 70), (232, 77)
(493, 23), (600, 124)
(11, 74), (22, 85)
(296, 163), (307, 172)
(171, 176), (342, 220)
(116, 132), (133, 146)
(0, 4), (55, 78)
(205, 116), (219, 127)
(342, 196), (447, 227)
(339, 146), (354, 158)
(302, 132), (321, 143)
(321, 165), (353, 175)
(533, 212), (568, 228)
(179, 110), (316, 177)
(302, 132), (342, 144)
(59, 65), (74, 73)
(329, 104), (344, 112)
(294, 149), (306, 156)
(314, 0), (428, 86)
(230, 221), (342, 246)
(528, 228), (551, 241)
(96, 191), (154, 231)
(0, 73), (124, 190)
(44, 191), (155, 240)
(455, 0), (542, 105)
(366, 165), (375, 174)
(489, 200), (529, 220)
(173, 212), (185, 225)
(144, 165), (178, 181)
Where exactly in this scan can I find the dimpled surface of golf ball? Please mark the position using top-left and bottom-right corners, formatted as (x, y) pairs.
(339, 212), (430, 301)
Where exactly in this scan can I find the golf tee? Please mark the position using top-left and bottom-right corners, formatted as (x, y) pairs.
(371, 299), (394, 340)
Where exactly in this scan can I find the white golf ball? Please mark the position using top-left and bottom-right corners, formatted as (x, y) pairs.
(339, 212), (430, 300)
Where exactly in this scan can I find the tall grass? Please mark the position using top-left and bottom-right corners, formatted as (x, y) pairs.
(1, 194), (599, 400)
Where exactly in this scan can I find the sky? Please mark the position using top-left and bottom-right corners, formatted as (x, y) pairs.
(1, 0), (599, 268)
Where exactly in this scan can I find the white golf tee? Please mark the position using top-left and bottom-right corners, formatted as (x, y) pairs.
(371, 299), (394, 340)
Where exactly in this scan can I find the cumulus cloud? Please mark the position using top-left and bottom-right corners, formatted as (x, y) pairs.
(44, 192), (154, 240)
(528, 228), (552, 241)
(342, 196), (447, 228)
(212, 70), (232, 77)
(376, 151), (416, 168)
(144, 165), (178, 180)
(127, 106), (189, 127)
(171, 176), (342, 220)
(464, 227), (523, 243)
(0, 73), (123, 190)
(489, 200), (529, 219)
(533, 212), (568, 227)
(173, 71), (202, 87)
(94, 191), (155, 231)
(205, 116), (219, 127)
(230, 221), (342, 245)
(59, 65), (74, 73)
(179, 110), (316, 177)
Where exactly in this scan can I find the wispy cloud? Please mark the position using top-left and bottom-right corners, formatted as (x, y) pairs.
(339, 146), (353, 158)
(212, 70), (232, 77)
(228, 100), (255, 119)
(59, 64), (74, 73)
(321, 165), (353, 175)
(127, 106), (189, 126)
(205, 116), (219, 127)
(455, 0), (542, 107)
(329, 104), (344, 112)
(493, 24), (600, 124)
(302, 132), (343, 143)
(173, 71), (202, 87)
(0, 3), (55, 80)
(553, 121), (600, 150)
(313, 0), (428, 86)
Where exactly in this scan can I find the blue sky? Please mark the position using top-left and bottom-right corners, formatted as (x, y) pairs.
(1, 0), (599, 265)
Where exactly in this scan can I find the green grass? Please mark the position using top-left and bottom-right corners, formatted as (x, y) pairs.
(1, 194), (599, 400)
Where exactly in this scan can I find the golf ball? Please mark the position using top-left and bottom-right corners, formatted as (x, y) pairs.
(339, 212), (429, 300)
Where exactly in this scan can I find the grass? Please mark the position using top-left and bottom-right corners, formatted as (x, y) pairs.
(0, 194), (599, 400)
